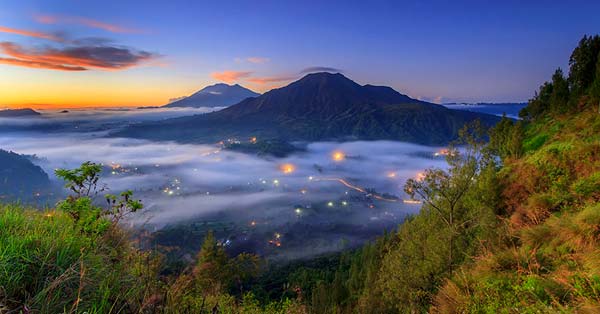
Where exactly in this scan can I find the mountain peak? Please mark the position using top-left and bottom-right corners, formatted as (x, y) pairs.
(164, 83), (260, 108)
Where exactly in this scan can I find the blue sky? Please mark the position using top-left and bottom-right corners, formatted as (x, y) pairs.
(1, 0), (599, 107)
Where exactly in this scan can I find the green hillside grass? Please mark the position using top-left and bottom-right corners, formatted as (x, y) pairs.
(0, 204), (158, 313)
(433, 106), (600, 313)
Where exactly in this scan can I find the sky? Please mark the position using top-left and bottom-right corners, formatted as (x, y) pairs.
(1, 0), (600, 108)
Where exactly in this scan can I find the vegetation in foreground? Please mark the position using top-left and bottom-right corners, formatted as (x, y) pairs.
(1, 35), (600, 313)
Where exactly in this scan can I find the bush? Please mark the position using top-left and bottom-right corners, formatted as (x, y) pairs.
(572, 171), (600, 199)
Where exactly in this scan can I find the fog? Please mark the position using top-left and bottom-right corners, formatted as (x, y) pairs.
(0, 108), (450, 260)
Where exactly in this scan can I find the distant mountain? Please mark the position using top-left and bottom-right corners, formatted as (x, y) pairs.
(443, 102), (527, 119)
(444, 102), (527, 106)
(115, 72), (500, 146)
(164, 83), (260, 108)
(0, 150), (52, 201)
(0, 108), (41, 117)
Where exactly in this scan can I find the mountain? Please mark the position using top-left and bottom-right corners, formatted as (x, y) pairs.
(0, 150), (52, 200)
(0, 108), (41, 117)
(115, 72), (500, 145)
(443, 102), (527, 119)
(164, 83), (260, 108)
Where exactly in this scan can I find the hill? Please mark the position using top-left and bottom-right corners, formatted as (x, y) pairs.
(164, 83), (260, 108)
(0, 149), (52, 200)
(0, 108), (41, 117)
(115, 73), (499, 145)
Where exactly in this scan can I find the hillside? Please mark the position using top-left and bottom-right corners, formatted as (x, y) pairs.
(0, 149), (52, 200)
(115, 72), (499, 145)
(164, 83), (260, 108)
(0, 108), (40, 117)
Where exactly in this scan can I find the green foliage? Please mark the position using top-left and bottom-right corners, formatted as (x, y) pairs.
(523, 133), (548, 153)
(55, 161), (104, 198)
(569, 35), (600, 96)
(550, 68), (570, 113)
(571, 171), (600, 199)
(105, 190), (143, 223)
(0, 205), (159, 313)
(56, 196), (110, 235)
(489, 115), (524, 159)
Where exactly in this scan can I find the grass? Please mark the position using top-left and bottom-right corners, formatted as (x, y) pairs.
(432, 107), (600, 313)
(0, 204), (157, 313)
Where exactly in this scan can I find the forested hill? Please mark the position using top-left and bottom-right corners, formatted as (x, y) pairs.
(114, 72), (500, 145)
(0, 149), (52, 201)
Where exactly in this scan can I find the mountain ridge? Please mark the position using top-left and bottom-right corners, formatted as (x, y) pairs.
(115, 72), (500, 146)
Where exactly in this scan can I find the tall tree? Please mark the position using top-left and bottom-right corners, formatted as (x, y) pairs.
(193, 231), (231, 295)
(568, 35), (600, 96)
(550, 68), (570, 112)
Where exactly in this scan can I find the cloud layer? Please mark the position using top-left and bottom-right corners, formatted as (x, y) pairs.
(0, 108), (449, 259)
(211, 70), (253, 83)
(0, 25), (63, 41)
(34, 14), (141, 34)
(0, 41), (157, 71)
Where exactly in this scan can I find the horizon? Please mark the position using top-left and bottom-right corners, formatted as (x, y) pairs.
(2, 1), (600, 108)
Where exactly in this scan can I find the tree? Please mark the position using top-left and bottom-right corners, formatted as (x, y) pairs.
(520, 82), (553, 120)
(55, 161), (104, 198)
(193, 231), (231, 295)
(55, 162), (143, 226)
(489, 116), (524, 159)
(550, 68), (570, 113)
(404, 121), (488, 265)
(568, 35), (600, 96)
(589, 50), (600, 112)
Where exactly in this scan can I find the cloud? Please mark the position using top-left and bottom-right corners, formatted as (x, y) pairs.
(246, 57), (270, 64)
(34, 14), (141, 34)
(0, 41), (158, 71)
(300, 66), (343, 74)
(0, 56), (85, 71)
(0, 25), (64, 42)
(246, 75), (296, 85)
(211, 70), (253, 83)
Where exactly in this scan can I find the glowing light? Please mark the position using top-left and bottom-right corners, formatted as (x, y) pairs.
(273, 179), (279, 185)
(295, 208), (302, 214)
(308, 176), (314, 181)
(341, 201), (348, 206)
(327, 201), (334, 207)
(415, 172), (426, 181)
(434, 148), (450, 157)
(300, 189), (307, 194)
(332, 151), (346, 162)
(386, 172), (397, 178)
(250, 137), (257, 143)
(250, 220), (257, 226)
(279, 163), (296, 174)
